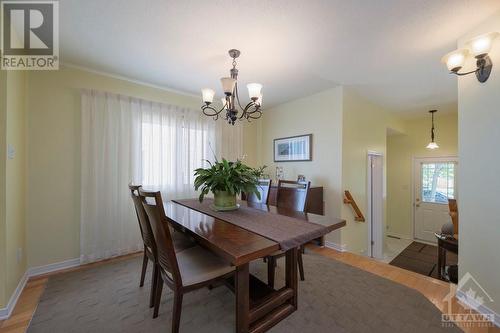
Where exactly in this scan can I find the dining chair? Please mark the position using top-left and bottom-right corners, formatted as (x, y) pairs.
(139, 189), (235, 331)
(241, 179), (272, 204)
(266, 180), (311, 288)
(129, 184), (195, 309)
(275, 180), (311, 212)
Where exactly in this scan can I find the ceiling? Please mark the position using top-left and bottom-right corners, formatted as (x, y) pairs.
(60, 0), (500, 113)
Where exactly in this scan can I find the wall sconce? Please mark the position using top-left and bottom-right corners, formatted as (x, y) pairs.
(442, 32), (499, 83)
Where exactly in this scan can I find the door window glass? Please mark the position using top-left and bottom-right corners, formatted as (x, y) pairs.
(421, 162), (456, 204)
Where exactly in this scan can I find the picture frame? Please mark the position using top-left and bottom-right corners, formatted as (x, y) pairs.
(273, 134), (312, 162)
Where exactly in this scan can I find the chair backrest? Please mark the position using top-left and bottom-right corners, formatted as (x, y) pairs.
(276, 180), (311, 212)
(129, 184), (156, 253)
(242, 179), (272, 205)
(448, 199), (459, 235)
(139, 189), (182, 289)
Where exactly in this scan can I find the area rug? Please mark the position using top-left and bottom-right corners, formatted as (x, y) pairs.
(28, 252), (460, 333)
(390, 241), (458, 280)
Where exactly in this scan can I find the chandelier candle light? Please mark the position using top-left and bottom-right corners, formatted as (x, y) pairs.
(201, 49), (263, 125)
(426, 110), (439, 150)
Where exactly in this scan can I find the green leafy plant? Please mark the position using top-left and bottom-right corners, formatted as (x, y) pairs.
(253, 165), (267, 179)
(194, 159), (265, 202)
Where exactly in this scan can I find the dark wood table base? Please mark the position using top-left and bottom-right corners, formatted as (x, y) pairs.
(227, 248), (298, 333)
(162, 201), (345, 333)
(437, 236), (458, 281)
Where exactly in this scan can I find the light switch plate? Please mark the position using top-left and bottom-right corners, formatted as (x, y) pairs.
(7, 144), (15, 159)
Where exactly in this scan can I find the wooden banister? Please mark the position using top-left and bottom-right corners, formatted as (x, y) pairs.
(343, 190), (365, 222)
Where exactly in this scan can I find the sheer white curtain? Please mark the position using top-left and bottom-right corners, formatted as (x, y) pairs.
(80, 90), (242, 263)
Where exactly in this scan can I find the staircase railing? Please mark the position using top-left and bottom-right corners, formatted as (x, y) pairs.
(343, 190), (365, 222)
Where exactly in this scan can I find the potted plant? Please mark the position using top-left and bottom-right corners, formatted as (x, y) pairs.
(194, 159), (265, 211)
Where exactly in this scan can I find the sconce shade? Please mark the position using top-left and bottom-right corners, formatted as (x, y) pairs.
(201, 88), (215, 103)
(247, 83), (263, 99)
(426, 142), (439, 150)
(442, 49), (468, 72)
(465, 32), (499, 57)
(220, 77), (236, 95)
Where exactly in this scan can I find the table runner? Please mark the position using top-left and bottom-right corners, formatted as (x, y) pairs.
(172, 198), (330, 251)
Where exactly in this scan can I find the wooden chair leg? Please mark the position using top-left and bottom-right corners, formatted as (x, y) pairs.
(267, 257), (275, 288)
(140, 249), (148, 287)
(298, 251), (305, 281)
(172, 292), (183, 333)
(153, 277), (163, 318)
(149, 263), (158, 308)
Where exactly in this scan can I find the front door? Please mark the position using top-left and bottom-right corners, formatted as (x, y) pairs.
(414, 158), (457, 243)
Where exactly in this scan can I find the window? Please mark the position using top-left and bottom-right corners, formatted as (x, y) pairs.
(421, 162), (456, 204)
(141, 118), (214, 195)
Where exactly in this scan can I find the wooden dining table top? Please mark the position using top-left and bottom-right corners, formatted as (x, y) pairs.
(163, 200), (346, 266)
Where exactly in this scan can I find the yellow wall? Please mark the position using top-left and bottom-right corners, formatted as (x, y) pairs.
(387, 112), (458, 239)
(0, 69), (7, 307)
(258, 87), (344, 244)
(5, 71), (27, 307)
(0, 64), (260, 307)
(257, 87), (405, 252)
(457, 11), (500, 315)
(0, 71), (27, 309)
(25, 65), (261, 267)
(340, 89), (405, 254)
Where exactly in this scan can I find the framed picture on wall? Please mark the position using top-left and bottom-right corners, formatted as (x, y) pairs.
(273, 134), (312, 162)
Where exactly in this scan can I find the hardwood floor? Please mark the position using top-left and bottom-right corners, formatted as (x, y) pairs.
(0, 248), (498, 333)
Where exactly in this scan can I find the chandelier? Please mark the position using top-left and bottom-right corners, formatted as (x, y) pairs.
(201, 49), (263, 125)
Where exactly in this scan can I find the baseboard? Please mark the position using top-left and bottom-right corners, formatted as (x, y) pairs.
(456, 289), (500, 328)
(324, 241), (347, 252)
(413, 239), (437, 246)
(0, 271), (29, 320)
(0, 258), (81, 320)
(386, 232), (413, 240)
(27, 258), (81, 278)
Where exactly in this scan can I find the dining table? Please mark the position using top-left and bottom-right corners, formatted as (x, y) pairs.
(163, 198), (346, 333)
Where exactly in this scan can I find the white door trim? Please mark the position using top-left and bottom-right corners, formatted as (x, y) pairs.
(367, 151), (383, 258)
(411, 156), (458, 242)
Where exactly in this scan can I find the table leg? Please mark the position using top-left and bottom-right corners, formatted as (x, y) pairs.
(437, 241), (443, 279)
(235, 263), (249, 333)
(285, 248), (298, 309)
(443, 248), (447, 268)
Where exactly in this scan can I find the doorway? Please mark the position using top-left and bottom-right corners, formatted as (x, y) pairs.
(413, 157), (458, 243)
(367, 152), (383, 258)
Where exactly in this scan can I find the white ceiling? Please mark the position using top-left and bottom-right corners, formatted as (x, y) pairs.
(60, 0), (500, 112)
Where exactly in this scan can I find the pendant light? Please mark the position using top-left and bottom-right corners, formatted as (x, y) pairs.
(426, 110), (439, 150)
